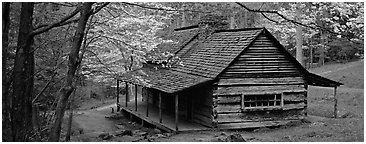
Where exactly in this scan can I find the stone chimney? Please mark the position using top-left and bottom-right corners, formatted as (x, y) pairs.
(198, 14), (229, 40)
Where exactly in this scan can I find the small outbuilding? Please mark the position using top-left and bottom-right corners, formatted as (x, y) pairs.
(117, 15), (342, 132)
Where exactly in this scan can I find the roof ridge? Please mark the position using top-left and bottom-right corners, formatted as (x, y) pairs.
(168, 33), (199, 62)
(214, 28), (265, 78)
(214, 27), (265, 33)
(174, 25), (199, 31)
(173, 34), (199, 55)
(171, 27), (264, 60)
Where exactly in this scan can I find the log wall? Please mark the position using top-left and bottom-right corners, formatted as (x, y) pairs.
(213, 33), (307, 128)
(213, 84), (307, 126)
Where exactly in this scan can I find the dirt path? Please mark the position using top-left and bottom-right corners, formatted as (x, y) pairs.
(72, 103), (119, 139)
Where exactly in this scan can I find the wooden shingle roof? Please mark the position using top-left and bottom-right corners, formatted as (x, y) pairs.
(120, 27), (341, 94)
(120, 28), (264, 93)
(305, 72), (343, 87)
(171, 28), (264, 78)
(119, 66), (212, 93)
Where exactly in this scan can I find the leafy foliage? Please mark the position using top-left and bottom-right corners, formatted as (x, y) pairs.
(261, 2), (363, 62)
(81, 3), (175, 83)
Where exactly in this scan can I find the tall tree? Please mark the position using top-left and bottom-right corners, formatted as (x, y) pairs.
(2, 2), (12, 141)
(8, 2), (85, 141)
(11, 2), (35, 141)
(295, 2), (304, 66)
(48, 3), (93, 141)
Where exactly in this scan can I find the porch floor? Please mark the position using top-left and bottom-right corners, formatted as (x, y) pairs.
(119, 97), (211, 132)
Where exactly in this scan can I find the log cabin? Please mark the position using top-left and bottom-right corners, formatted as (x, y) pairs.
(117, 15), (342, 132)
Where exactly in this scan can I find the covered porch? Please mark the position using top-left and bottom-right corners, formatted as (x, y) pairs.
(116, 66), (214, 132)
(117, 84), (210, 132)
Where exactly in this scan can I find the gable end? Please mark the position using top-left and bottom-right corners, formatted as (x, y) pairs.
(218, 30), (304, 79)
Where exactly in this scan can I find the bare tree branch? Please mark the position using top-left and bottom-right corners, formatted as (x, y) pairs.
(85, 49), (118, 76)
(31, 4), (82, 36)
(122, 2), (210, 13)
(32, 54), (68, 104)
(64, 2), (78, 7)
(100, 35), (136, 49)
(120, 9), (139, 18)
(32, 2), (109, 37)
(260, 12), (281, 24)
(79, 14), (95, 61)
(32, 71), (57, 104)
(235, 2), (342, 36)
(236, 2), (311, 27)
(50, 2), (77, 7)
(90, 2), (110, 15)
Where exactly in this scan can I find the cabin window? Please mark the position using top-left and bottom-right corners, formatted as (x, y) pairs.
(241, 94), (282, 109)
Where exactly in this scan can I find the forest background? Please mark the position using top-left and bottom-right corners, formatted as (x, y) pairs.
(2, 2), (363, 141)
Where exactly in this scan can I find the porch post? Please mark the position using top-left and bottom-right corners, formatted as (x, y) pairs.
(185, 95), (188, 120)
(159, 92), (162, 123)
(334, 86), (338, 118)
(141, 87), (144, 102)
(125, 82), (128, 107)
(135, 84), (138, 111)
(146, 88), (149, 117)
(116, 80), (120, 111)
(175, 94), (179, 131)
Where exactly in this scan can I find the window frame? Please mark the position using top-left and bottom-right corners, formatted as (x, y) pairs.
(240, 93), (284, 110)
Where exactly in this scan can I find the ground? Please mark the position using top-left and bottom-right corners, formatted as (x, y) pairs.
(66, 60), (364, 142)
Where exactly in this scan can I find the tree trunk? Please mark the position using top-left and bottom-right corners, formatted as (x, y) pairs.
(295, 2), (304, 66)
(48, 3), (93, 142)
(310, 43), (313, 68)
(11, 2), (34, 141)
(2, 2), (12, 142)
(230, 3), (236, 29)
(319, 30), (326, 66)
(181, 3), (186, 27)
(243, 10), (247, 28)
(65, 90), (75, 141)
(31, 104), (41, 141)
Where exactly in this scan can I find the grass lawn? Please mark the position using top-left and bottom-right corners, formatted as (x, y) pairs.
(304, 60), (364, 141)
(309, 60), (364, 89)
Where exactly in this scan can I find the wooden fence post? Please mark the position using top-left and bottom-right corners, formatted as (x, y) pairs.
(116, 80), (120, 112)
(334, 86), (338, 118)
